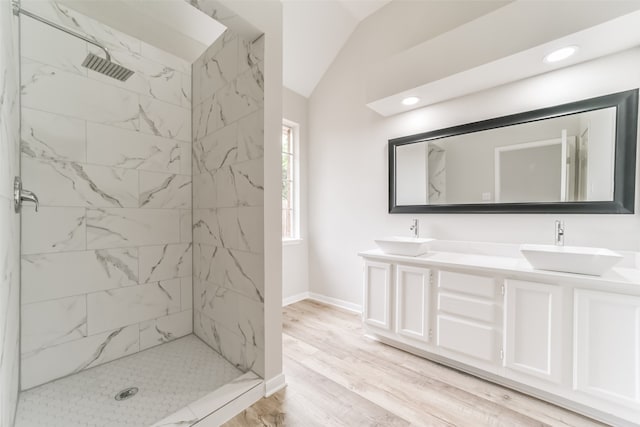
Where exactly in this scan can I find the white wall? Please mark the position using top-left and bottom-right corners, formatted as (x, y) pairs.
(282, 88), (310, 301)
(308, 15), (640, 308)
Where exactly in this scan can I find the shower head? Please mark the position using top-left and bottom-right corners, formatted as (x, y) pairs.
(82, 52), (134, 82)
(13, 5), (135, 82)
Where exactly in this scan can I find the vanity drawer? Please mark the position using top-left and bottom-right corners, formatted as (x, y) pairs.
(437, 315), (498, 363)
(438, 270), (497, 299)
(438, 293), (496, 323)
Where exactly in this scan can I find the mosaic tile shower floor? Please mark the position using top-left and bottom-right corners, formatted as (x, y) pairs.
(16, 335), (243, 427)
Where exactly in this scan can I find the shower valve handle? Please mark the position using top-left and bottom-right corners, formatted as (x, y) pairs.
(14, 177), (39, 213)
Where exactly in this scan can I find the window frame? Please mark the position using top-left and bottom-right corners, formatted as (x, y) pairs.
(282, 119), (301, 242)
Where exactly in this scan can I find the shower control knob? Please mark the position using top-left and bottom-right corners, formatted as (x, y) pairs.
(14, 176), (39, 213)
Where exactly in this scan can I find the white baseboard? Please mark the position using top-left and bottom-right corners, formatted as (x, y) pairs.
(283, 291), (362, 314)
(282, 291), (310, 307)
(264, 373), (287, 397)
(308, 292), (362, 314)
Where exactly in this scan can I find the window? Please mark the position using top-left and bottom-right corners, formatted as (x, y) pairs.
(282, 122), (299, 240)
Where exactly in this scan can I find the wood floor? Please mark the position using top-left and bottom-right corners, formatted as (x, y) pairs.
(224, 300), (605, 427)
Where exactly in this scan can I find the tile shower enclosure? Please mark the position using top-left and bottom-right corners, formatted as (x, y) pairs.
(17, 0), (265, 391)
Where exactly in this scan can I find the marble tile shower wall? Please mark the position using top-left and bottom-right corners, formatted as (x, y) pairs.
(191, 30), (266, 377)
(19, 1), (193, 390)
(0, 0), (21, 424)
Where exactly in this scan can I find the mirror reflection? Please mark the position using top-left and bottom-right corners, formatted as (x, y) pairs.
(395, 107), (616, 206)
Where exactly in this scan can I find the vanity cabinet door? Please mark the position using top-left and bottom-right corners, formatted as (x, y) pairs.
(504, 279), (563, 384)
(396, 265), (431, 342)
(363, 261), (392, 330)
(574, 289), (640, 409)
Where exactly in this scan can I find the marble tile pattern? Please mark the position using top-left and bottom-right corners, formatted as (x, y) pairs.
(191, 28), (266, 377)
(19, 0), (193, 389)
(0, 1), (21, 425)
(428, 144), (446, 204)
(16, 335), (247, 427)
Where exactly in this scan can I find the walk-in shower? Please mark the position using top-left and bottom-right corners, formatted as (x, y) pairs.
(1, 0), (267, 425)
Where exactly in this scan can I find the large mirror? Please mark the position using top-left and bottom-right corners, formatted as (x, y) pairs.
(389, 89), (638, 214)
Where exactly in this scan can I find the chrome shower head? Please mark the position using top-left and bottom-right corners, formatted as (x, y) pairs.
(13, 5), (135, 82)
(81, 52), (134, 82)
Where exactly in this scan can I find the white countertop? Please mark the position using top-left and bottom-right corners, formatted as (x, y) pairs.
(359, 248), (640, 293)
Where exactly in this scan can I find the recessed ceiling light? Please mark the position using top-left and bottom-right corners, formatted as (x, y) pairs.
(544, 46), (578, 63)
(402, 96), (420, 106)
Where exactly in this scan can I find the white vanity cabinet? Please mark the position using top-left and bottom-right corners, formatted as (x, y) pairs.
(363, 260), (433, 347)
(360, 250), (640, 426)
(573, 289), (640, 421)
(436, 270), (502, 373)
(503, 279), (564, 385)
(363, 260), (392, 331)
(395, 265), (432, 343)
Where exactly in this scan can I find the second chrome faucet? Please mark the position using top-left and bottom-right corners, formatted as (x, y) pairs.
(554, 220), (565, 246)
(410, 219), (419, 239)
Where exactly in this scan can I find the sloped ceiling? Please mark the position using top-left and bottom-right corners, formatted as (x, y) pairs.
(366, 1), (640, 116)
(282, 0), (516, 98)
(283, 0), (391, 98)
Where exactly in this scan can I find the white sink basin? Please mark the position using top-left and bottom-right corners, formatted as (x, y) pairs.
(520, 244), (623, 276)
(375, 237), (435, 256)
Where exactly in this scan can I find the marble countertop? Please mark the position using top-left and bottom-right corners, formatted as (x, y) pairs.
(359, 248), (640, 293)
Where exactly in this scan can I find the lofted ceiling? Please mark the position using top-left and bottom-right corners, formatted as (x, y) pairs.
(282, 0), (391, 97)
(365, 1), (640, 116)
(59, 0), (391, 97)
(284, 0), (640, 111)
(49, 0), (640, 108)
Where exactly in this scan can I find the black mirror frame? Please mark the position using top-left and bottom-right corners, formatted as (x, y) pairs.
(389, 89), (638, 214)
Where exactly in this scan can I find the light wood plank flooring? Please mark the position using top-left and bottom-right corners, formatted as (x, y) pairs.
(224, 300), (605, 427)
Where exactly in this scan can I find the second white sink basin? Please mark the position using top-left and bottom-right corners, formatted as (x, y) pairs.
(520, 244), (623, 276)
(375, 237), (435, 256)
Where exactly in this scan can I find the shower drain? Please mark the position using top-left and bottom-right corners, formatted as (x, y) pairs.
(114, 387), (139, 401)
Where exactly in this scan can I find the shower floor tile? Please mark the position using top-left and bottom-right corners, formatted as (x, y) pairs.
(15, 335), (244, 427)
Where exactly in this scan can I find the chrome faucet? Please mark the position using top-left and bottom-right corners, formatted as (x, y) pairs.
(409, 219), (419, 239)
(554, 220), (565, 246)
